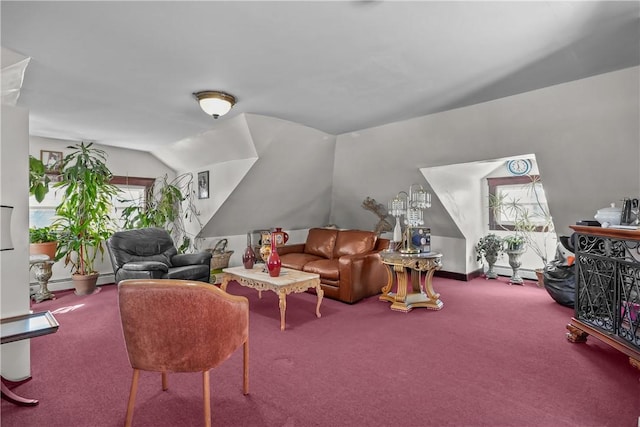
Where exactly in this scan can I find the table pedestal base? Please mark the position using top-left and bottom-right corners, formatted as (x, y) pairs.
(380, 252), (443, 313)
(380, 291), (443, 313)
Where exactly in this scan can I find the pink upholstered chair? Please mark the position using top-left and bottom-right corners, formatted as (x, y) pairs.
(117, 279), (249, 427)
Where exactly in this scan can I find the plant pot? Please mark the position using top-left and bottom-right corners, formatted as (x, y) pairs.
(29, 242), (57, 261)
(72, 273), (99, 296)
(506, 248), (526, 285)
(535, 268), (544, 287)
(484, 252), (499, 279)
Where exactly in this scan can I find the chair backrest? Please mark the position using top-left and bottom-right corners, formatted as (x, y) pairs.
(118, 279), (249, 372)
(107, 228), (178, 270)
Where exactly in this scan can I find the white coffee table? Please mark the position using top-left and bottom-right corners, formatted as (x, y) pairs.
(221, 266), (323, 331)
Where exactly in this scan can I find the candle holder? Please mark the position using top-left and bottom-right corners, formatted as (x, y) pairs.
(387, 184), (431, 254)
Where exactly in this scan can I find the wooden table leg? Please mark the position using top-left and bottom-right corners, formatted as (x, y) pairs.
(220, 274), (230, 292)
(315, 283), (323, 318)
(278, 291), (287, 331)
(1, 377), (38, 406)
(380, 265), (393, 296)
(390, 266), (410, 311)
(421, 269), (440, 302)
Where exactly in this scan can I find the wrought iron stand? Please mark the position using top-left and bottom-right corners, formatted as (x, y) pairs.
(567, 226), (640, 371)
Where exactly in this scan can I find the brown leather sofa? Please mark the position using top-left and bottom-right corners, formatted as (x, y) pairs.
(278, 228), (390, 304)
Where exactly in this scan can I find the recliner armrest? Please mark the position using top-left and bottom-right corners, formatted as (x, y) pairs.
(172, 252), (212, 267)
(122, 261), (169, 272)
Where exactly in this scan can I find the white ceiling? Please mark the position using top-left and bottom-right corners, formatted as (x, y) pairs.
(2, 1), (638, 153)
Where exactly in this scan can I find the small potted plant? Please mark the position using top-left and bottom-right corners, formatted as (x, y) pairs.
(475, 233), (504, 279)
(503, 235), (526, 285)
(503, 235), (525, 252)
(29, 226), (58, 260)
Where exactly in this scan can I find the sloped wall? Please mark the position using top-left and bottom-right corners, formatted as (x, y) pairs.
(331, 66), (639, 275)
(181, 114), (337, 238)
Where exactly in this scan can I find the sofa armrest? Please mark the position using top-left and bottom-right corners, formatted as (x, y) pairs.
(172, 252), (212, 267)
(375, 238), (391, 251)
(122, 261), (169, 272)
(337, 252), (388, 303)
(277, 243), (306, 256)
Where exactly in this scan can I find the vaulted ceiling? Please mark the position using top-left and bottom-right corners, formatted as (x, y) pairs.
(2, 1), (639, 167)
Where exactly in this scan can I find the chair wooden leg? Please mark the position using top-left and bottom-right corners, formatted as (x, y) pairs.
(161, 371), (168, 391)
(243, 339), (249, 395)
(125, 369), (140, 427)
(203, 370), (211, 427)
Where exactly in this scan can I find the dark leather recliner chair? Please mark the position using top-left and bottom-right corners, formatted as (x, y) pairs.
(106, 228), (212, 284)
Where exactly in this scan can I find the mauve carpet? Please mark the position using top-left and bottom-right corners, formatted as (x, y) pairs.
(1, 277), (638, 427)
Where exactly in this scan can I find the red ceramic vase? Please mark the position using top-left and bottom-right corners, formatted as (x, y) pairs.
(242, 232), (256, 269)
(267, 233), (281, 277)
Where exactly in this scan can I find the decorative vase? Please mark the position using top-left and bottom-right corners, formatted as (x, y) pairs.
(393, 217), (402, 245)
(242, 233), (256, 269)
(272, 227), (289, 247)
(507, 248), (526, 285)
(484, 252), (498, 279)
(266, 233), (281, 277)
(259, 245), (271, 264)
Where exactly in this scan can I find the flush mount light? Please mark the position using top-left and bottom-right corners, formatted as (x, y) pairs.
(193, 91), (236, 119)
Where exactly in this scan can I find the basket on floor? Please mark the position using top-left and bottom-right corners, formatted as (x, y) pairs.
(207, 239), (233, 270)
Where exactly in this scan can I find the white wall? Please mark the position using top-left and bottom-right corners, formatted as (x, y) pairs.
(1, 105), (31, 380)
(28, 136), (175, 291)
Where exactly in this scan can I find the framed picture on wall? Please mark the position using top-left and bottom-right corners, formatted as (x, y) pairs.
(197, 171), (209, 199)
(40, 150), (63, 174)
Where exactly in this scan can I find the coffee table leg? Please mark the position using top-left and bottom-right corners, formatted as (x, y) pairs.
(278, 291), (287, 331)
(315, 283), (323, 318)
(220, 274), (230, 291)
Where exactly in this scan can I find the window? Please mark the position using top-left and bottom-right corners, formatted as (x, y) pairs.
(488, 175), (550, 232)
(29, 176), (155, 229)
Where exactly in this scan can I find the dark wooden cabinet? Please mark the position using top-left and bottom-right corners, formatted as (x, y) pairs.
(567, 226), (640, 370)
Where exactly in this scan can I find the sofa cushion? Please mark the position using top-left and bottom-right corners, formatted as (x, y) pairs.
(303, 259), (339, 281)
(280, 253), (324, 271)
(333, 230), (377, 258)
(304, 228), (338, 259)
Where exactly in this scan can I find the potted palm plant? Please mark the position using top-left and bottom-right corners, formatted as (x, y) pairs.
(29, 155), (51, 203)
(52, 142), (120, 295)
(475, 233), (504, 279)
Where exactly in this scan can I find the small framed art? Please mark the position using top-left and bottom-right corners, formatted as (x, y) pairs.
(197, 171), (209, 199)
(40, 150), (63, 174)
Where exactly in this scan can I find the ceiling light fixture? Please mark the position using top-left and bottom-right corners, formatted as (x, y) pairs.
(193, 91), (236, 119)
